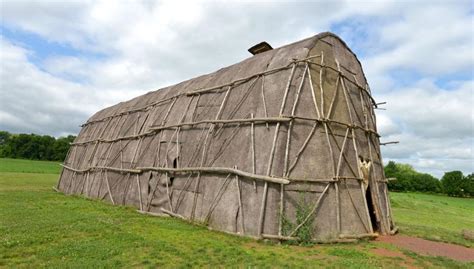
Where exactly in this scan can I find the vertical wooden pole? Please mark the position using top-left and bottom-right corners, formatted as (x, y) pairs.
(136, 174), (143, 211)
(104, 170), (115, 205)
(319, 51), (325, 116)
(334, 181), (341, 233)
(234, 166), (245, 234)
(260, 75), (269, 130)
(250, 113), (257, 191)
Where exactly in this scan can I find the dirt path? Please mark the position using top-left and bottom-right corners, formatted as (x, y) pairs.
(376, 235), (474, 262)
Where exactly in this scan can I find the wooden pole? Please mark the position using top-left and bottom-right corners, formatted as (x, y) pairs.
(326, 59), (341, 119)
(104, 170), (115, 205)
(250, 113), (257, 190)
(260, 75), (269, 130)
(136, 174), (143, 211)
(149, 117), (291, 131)
(308, 61), (322, 118)
(335, 128), (350, 177)
(335, 181), (341, 233)
(319, 51), (325, 116)
(234, 167), (245, 234)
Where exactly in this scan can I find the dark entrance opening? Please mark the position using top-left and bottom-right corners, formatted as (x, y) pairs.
(169, 158), (178, 186)
(366, 186), (379, 232)
(147, 172), (154, 195)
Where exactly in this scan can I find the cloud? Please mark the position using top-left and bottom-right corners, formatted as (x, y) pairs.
(0, 0), (472, 176)
(0, 37), (103, 136)
(376, 78), (473, 177)
(377, 79), (473, 139)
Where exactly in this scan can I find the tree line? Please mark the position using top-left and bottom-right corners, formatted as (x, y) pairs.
(384, 161), (474, 197)
(0, 131), (76, 161)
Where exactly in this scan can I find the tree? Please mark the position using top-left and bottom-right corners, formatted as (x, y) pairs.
(466, 173), (474, 197)
(0, 131), (76, 161)
(385, 161), (441, 193)
(0, 131), (12, 157)
(52, 135), (76, 160)
(385, 161), (416, 192)
(441, 171), (468, 197)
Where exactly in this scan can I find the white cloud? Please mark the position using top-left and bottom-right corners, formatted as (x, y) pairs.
(0, 37), (114, 136)
(376, 79), (473, 139)
(361, 1), (474, 91)
(377, 78), (473, 176)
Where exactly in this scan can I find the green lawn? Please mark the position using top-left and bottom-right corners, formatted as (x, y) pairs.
(391, 192), (474, 247)
(0, 158), (61, 174)
(0, 158), (472, 268)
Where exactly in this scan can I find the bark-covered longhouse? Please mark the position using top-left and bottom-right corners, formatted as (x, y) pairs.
(57, 32), (397, 242)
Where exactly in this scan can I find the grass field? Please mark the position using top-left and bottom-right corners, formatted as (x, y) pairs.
(0, 158), (61, 174)
(391, 192), (474, 248)
(0, 158), (472, 268)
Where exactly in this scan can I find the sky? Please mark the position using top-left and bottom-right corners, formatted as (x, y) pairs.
(0, 0), (472, 177)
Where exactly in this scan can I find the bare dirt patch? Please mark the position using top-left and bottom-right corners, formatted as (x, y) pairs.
(371, 248), (418, 269)
(376, 235), (474, 262)
(371, 248), (405, 258)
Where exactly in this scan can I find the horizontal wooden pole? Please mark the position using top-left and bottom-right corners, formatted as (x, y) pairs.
(138, 166), (290, 185)
(81, 96), (177, 127)
(137, 210), (170, 217)
(73, 115), (380, 147)
(261, 234), (298, 241)
(60, 164), (90, 173)
(380, 141), (399, 146)
(339, 233), (378, 239)
(71, 131), (154, 146)
(61, 164), (290, 185)
(283, 115), (380, 137)
(60, 164), (141, 174)
(149, 117), (291, 131)
(312, 238), (357, 244)
(291, 176), (363, 183)
(74, 116), (291, 146)
(261, 234), (358, 244)
(186, 65), (293, 96)
(160, 208), (186, 220)
(95, 166), (141, 174)
(61, 164), (364, 185)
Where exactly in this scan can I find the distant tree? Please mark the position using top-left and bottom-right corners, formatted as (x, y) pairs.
(0, 131), (12, 157)
(385, 162), (415, 192)
(412, 173), (441, 193)
(385, 161), (441, 193)
(0, 131), (10, 145)
(52, 135), (76, 161)
(466, 173), (474, 197)
(441, 171), (469, 197)
(0, 131), (76, 161)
